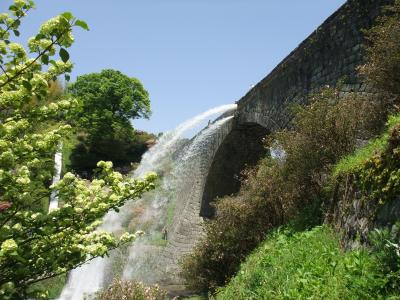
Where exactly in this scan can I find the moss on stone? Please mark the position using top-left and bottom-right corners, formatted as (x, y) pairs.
(334, 114), (400, 206)
(328, 113), (400, 248)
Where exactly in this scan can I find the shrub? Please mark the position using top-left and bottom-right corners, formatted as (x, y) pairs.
(95, 279), (166, 300)
(328, 114), (400, 245)
(0, 2), (156, 297)
(359, 0), (400, 96)
(272, 89), (385, 197)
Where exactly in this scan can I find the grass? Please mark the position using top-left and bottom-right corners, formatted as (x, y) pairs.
(148, 231), (168, 247)
(333, 136), (387, 176)
(333, 113), (400, 177)
(215, 226), (393, 300)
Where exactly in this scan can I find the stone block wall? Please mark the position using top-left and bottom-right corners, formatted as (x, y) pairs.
(236, 0), (393, 131)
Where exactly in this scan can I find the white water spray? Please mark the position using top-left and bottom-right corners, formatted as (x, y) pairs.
(134, 104), (237, 177)
(59, 104), (236, 299)
(49, 142), (63, 211)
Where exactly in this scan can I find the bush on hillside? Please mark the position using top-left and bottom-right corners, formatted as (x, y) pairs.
(95, 279), (167, 300)
(359, 0), (400, 96)
(326, 114), (400, 248)
(271, 89), (385, 206)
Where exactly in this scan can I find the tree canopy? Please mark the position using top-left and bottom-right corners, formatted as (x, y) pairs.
(68, 69), (151, 137)
(66, 69), (152, 175)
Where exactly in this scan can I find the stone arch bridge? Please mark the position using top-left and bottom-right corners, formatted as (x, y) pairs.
(159, 0), (392, 285)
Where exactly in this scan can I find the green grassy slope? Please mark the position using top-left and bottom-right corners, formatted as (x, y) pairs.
(215, 226), (395, 300)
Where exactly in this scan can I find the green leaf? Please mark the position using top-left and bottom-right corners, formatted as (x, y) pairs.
(65, 74), (70, 82)
(13, 30), (19, 37)
(35, 33), (46, 40)
(59, 48), (69, 63)
(38, 89), (47, 97)
(75, 19), (89, 31)
(8, 5), (17, 11)
(41, 54), (49, 65)
(61, 12), (73, 21)
(22, 80), (32, 91)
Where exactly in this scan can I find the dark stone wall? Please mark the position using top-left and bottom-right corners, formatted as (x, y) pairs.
(327, 177), (400, 249)
(201, 123), (269, 217)
(236, 0), (393, 131)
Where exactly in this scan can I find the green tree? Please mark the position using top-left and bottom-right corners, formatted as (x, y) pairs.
(67, 69), (151, 174)
(68, 69), (151, 137)
(0, 1), (156, 299)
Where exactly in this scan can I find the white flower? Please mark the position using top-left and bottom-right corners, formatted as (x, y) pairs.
(1, 239), (18, 253)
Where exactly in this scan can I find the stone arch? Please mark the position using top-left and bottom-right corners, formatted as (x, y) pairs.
(200, 122), (269, 217)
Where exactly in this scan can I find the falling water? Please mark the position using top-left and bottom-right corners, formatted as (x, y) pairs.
(58, 104), (237, 299)
(49, 142), (63, 211)
(134, 104), (237, 177)
(121, 115), (235, 284)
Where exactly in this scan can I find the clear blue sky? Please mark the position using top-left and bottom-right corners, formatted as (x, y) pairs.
(1, 0), (346, 134)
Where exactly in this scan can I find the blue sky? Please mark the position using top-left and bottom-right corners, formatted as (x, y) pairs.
(1, 0), (346, 134)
